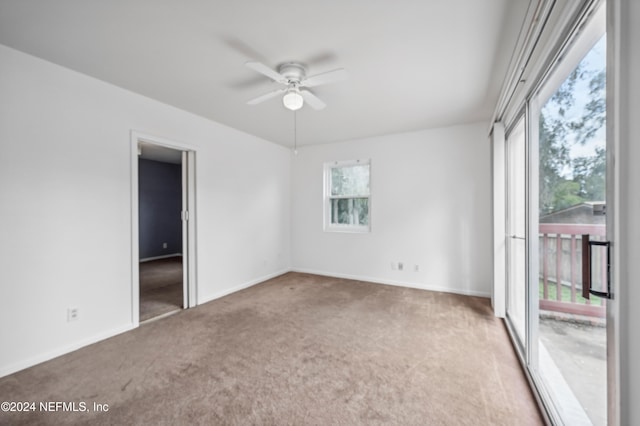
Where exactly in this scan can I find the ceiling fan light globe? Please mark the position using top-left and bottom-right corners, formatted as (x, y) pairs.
(283, 91), (304, 111)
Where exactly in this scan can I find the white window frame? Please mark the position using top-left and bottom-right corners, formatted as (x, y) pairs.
(323, 159), (371, 233)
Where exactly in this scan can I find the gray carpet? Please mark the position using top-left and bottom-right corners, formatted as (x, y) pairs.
(139, 257), (183, 322)
(0, 273), (543, 425)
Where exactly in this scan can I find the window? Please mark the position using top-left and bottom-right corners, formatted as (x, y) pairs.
(324, 159), (370, 232)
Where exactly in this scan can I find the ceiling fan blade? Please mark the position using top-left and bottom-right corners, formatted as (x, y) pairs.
(300, 90), (326, 110)
(247, 88), (287, 105)
(302, 68), (348, 88)
(245, 61), (286, 83)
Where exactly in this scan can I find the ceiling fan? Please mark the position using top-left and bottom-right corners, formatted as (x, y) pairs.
(245, 61), (347, 111)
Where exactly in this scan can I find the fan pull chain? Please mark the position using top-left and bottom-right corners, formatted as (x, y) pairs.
(293, 111), (298, 155)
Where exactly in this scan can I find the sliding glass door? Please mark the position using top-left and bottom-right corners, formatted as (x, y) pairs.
(529, 5), (609, 423)
(502, 2), (615, 424)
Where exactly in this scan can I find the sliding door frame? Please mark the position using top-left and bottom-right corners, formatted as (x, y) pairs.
(504, 111), (530, 360)
(495, 1), (619, 423)
(605, 2), (621, 424)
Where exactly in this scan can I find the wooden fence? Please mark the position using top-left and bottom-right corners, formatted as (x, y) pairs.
(539, 223), (606, 318)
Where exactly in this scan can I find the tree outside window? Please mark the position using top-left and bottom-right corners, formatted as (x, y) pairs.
(324, 160), (370, 232)
(539, 35), (606, 216)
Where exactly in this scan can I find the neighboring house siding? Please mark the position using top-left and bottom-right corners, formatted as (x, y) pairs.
(540, 203), (605, 224)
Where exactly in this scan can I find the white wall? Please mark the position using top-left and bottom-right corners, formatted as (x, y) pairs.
(291, 123), (492, 297)
(0, 44), (291, 376)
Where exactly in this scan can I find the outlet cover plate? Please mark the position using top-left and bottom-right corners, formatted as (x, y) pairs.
(67, 308), (79, 322)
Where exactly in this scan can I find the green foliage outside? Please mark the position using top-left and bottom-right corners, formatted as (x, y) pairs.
(539, 36), (606, 216)
(539, 280), (602, 305)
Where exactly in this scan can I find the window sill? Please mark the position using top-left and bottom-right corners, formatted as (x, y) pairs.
(323, 226), (370, 234)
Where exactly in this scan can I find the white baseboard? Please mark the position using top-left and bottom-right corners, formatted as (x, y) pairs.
(198, 268), (291, 305)
(0, 323), (135, 378)
(140, 253), (182, 262)
(291, 267), (491, 298)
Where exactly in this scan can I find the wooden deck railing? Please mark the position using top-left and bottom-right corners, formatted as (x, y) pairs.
(539, 223), (606, 318)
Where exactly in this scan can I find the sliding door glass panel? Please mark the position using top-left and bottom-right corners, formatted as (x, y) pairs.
(532, 14), (607, 425)
(506, 117), (527, 348)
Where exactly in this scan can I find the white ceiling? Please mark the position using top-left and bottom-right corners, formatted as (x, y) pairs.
(0, 0), (530, 147)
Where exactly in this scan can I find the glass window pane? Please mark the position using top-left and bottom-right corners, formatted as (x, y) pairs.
(539, 35), (606, 216)
(535, 29), (607, 426)
(331, 165), (370, 197)
(330, 198), (369, 225)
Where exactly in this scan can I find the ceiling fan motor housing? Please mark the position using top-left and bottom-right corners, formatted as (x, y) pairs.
(278, 62), (306, 84)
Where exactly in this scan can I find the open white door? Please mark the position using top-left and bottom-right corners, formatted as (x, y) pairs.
(180, 150), (197, 309)
(181, 151), (189, 310)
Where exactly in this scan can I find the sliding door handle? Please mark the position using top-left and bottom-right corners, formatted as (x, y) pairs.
(581, 234), (612, 299)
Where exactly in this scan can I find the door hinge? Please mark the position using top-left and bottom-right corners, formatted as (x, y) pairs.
(181, 210), (189, 221)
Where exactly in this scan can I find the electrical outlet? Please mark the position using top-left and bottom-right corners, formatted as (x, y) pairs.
(414, 265), (420, 272)
(398, 262), (404, 271)
(67, 307), (79, 322)
(162, 242), (167, 249)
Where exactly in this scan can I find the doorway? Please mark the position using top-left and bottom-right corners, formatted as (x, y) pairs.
(138, 146), (184, 321)
(131, 132), (196, 326)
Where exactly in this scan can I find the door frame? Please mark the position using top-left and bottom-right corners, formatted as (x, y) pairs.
(130, 131), (197, 326)
(504, 113), (529, 356)
(605, 0), (621, 422)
